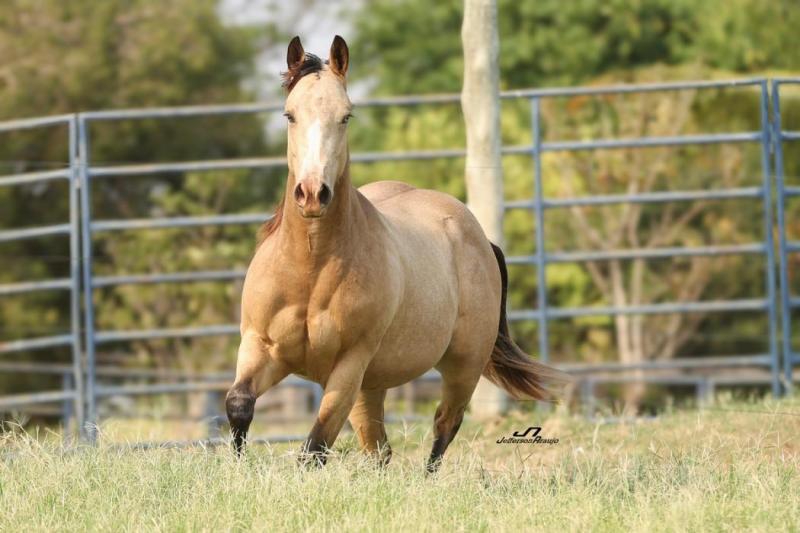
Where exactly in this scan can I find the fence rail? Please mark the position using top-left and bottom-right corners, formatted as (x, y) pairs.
(0, 77), (798, 443)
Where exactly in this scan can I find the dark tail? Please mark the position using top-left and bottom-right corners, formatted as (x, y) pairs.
(482, 243), (572, 401)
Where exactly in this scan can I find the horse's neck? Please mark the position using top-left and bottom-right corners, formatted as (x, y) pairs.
(279, 166), (364, 265)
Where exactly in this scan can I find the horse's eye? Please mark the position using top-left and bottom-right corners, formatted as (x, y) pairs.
(283, 112), (295, 124)
(341, 113), (353, 124)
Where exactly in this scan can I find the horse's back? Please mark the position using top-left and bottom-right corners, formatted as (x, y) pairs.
(360, 181), (495, 255)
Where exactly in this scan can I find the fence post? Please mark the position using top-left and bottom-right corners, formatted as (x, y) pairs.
(758, 81), (782, 397)
(696, 378), (711, 408)
(204, 390), (222, 439)
(771, 80), (794, 393)
(461, 0), (508, 417)
(61, 371), (74, 438)
(281, 384), (306, 421)
(531, 97), (550, 364)
(68, 115), (86, 438)
(77, 114), (98, 442)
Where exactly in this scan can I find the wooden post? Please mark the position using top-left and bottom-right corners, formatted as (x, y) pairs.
(281, 385), (307, 421)
(461, 0), (508, 417)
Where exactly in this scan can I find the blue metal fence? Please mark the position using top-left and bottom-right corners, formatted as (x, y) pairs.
(503, 79), (780, 397)
(0, 115), (84, 431)
(772, 77), (800, 391)
(0, 77), (797, 441)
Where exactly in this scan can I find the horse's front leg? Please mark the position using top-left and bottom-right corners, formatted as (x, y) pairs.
(226, 330), (290, 454)
(300, 350), (370, 466)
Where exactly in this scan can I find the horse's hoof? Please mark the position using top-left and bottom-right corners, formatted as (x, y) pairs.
(297, 450), (327, 469)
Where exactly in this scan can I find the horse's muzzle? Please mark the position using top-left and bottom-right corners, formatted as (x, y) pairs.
(294, 180), (332, 217)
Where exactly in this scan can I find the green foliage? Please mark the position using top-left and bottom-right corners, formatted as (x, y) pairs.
(0, 0), (256, 118)
(693, 0), (800, 72)
(351, 0), (694, 93)
(352, 0), (800, 95)
(0, 0), (273, 394)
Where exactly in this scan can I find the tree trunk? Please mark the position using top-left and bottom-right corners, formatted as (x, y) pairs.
(461, 0), (507, 417)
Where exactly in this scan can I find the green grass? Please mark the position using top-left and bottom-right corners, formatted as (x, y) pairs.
(2, 395), (799, 532)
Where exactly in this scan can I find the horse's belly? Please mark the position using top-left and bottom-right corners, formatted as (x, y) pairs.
(362, 278), (458, 389)
(362, 335), (449, 389)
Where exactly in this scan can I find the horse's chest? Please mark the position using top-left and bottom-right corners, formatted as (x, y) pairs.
(266, 305), (342, 378)
(303, 310), (342, 361)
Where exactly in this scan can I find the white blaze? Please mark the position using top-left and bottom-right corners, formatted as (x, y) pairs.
(300, 119), (324, 180)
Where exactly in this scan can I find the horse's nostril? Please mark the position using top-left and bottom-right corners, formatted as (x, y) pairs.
(318, 183), (332, 206)
(293, 183), (305, 205)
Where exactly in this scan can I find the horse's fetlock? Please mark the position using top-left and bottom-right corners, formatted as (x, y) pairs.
(226, 385), (255, 454)
(226, 391), (255, 429)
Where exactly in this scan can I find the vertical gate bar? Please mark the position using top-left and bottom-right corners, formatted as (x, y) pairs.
(772, 80), (794, 391)
(68, 116), (86, 437)
(531, 97), (549, 362)
(61, 371), (74, 435)
(758, 81), (781, 396)
(204, 390), (222, 439)
(77, 114), (98, 441)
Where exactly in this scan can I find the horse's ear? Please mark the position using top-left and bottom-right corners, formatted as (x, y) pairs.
(329, 35), (349, 77)
(287, 36), (304, 68)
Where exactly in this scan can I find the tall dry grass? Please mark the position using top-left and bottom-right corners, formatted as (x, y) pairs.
(1, 395), (798, 532)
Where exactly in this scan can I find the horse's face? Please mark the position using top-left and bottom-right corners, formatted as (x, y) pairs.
(284, 36), (352, 218)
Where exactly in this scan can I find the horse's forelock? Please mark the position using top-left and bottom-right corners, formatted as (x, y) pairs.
(281, 53), (326, 92)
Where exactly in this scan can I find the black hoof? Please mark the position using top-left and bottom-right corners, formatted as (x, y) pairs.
(298, 437), (329, 468)
(425, 455), (443, 475)
(298, 451), (327, 469)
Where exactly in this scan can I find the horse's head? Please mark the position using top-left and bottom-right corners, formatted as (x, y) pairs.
(283, 36), (352, 218)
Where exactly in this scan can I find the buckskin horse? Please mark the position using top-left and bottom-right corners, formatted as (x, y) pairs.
(226, 35), (568, 472)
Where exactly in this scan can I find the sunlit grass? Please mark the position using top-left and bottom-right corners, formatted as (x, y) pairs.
(1, 395), (799, 532)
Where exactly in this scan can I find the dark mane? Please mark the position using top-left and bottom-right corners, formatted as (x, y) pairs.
(281, 53), (326, 92)
(256, 198), (284, 246)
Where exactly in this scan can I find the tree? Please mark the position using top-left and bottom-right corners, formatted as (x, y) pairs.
(0, 0), (274, 400)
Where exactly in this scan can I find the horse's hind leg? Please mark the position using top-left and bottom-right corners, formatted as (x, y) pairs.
(348, 389), (391, 466)
(226, 331), (290, 454)
(426, 362), (483, 474)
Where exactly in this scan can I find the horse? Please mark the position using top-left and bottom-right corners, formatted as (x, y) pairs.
(225, 35), (569, 472)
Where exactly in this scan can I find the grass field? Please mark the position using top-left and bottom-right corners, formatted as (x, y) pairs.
(1, 395), (799, 532)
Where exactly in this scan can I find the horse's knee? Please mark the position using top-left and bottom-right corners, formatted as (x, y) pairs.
(226, 383), (255, 454)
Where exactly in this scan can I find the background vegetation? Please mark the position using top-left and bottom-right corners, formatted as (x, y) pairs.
(1, 0), (800, 414)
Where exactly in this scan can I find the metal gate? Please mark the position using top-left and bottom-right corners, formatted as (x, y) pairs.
(0, 115), (84, 431)
(0, 77), (798, 442)
(502, 79), (780, 397)
(772, 77), (800, 390)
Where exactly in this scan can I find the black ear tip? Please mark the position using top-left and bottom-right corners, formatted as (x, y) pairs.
(333, 35), (347, 47)
(290, 35), (302, 47)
